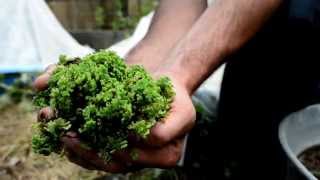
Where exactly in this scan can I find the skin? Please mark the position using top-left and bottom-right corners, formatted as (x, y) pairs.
(34, 0), (282, 173)
(125, 0), (207, 72)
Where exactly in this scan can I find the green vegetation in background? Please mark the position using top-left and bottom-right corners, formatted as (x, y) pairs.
(94, 0), (157, 33)
(94, 5), (106, 29)
(0, 73), (36, 106)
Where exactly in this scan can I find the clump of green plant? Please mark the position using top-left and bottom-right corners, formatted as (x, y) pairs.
(32, 50), (174, 161)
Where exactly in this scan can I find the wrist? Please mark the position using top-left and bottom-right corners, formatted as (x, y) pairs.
(125, 40), (171, 72)
(154, 66), (193, 95)
(155, 48), (224, 95)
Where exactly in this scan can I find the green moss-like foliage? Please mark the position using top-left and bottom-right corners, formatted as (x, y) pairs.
(32, 50), (174, 161)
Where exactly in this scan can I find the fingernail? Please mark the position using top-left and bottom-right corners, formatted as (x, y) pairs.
(38, 107), (56, 122)
(66, 131), (78, 138)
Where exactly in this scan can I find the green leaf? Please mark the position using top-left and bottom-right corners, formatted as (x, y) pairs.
(32, 50), (175, 162)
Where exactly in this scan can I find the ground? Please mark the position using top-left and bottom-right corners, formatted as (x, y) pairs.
(0, 101), (106, 180)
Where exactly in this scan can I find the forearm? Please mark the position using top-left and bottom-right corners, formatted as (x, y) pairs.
(126, 0), (207, 72)
(159, 0), (282, 93)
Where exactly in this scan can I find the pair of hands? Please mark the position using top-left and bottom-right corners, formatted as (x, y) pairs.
(33, 64), (196, 173)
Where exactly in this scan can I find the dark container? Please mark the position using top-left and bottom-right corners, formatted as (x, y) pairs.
(70, 30), (126, 50)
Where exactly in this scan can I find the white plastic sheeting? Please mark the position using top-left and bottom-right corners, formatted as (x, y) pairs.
(0, 0), (93, 73)
(109, 12), (154, 58)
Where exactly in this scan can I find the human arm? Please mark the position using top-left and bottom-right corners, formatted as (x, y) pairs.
(160, 0), (282, 94)
(34, 0), (207, 91)
(34, 0), (283, 172)
(125, 0), (207, 72)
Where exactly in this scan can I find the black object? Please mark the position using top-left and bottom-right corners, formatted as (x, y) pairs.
(70, 30), (126, 50)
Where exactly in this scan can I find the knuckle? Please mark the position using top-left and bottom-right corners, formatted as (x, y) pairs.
(33, 74), (49, 91)
(149, 130), (170, 146)
(37, 107), (56, 122)
(32, 77), (42, 89)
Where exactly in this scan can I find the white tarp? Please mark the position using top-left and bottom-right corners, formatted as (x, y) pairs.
(0, 0), (93, 73)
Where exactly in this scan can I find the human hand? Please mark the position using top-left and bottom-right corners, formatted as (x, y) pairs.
(33, 65), (196, 172)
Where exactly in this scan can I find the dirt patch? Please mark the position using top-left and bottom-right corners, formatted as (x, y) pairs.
(0, 101), (105, 180)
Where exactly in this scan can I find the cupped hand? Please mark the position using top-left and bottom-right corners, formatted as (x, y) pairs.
(33, 65), (196, 173)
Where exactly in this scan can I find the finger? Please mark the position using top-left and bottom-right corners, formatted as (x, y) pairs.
(37, 107), (56, 122)
(44, 64), (57, 74)
(64, 148), (98, 170)
(63, 132), (98, 170)
(114, 138), (183, 168)
(33, 64), (56, 91)
(61, 135), (126, 173)
(127, 132), (143, 146)
(146, 90), (196, 147)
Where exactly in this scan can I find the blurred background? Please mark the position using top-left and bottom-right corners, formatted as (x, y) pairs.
(46, 0), (157, 49)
